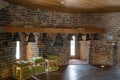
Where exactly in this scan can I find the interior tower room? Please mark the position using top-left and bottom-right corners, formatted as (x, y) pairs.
(0, 0), (120, 80)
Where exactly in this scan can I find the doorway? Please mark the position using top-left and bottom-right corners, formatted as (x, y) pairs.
(69, 36), (89, 65)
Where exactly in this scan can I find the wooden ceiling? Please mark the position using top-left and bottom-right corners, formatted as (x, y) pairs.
(5, 0), (120, 13)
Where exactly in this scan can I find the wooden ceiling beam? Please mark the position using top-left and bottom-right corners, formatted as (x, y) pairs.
(2, 27), (104, 34)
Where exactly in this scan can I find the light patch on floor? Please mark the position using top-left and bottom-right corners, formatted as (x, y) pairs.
(69, 59), (88, 65)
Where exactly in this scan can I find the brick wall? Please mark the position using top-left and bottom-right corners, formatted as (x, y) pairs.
(0, 33), (16, 79)
(1, 0), (120, 78)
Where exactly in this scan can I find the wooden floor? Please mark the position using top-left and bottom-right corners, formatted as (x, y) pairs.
(8, 64), (120, 80)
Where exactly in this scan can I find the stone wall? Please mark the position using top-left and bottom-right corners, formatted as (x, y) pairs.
(0, 33), (16, 79)
(89, 39), (114, 65)
(38, 33), (70, 65)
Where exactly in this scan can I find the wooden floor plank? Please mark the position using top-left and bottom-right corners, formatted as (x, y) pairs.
(8, 64), (120, 80)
